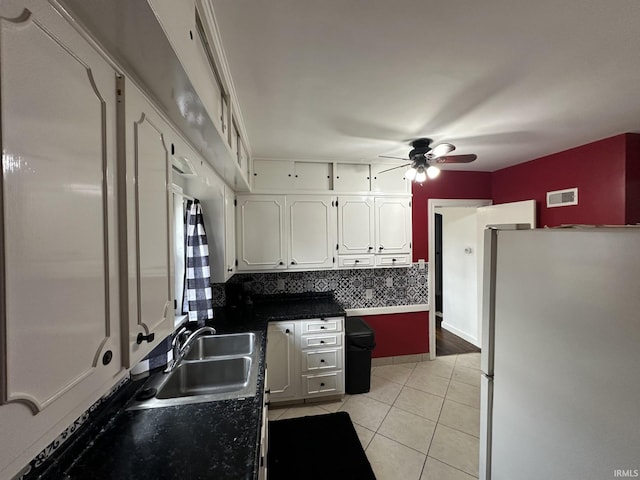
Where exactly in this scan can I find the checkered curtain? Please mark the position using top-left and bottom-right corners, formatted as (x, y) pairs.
(182, 200), (213, 323)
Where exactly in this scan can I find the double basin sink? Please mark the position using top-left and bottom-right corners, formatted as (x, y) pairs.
(128, 331), (261, 410)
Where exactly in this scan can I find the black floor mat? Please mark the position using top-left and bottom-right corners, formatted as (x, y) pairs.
(268, 411), (376, 480)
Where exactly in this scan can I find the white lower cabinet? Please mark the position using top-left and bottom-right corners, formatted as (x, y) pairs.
(266, 318), (345, 404)
(266, 322), (299, 401)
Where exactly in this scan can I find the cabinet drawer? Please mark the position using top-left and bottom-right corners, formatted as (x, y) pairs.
(302, 349), (343, 372)
(375, 254), (411, 267)
(300, 333), (342, 349)
(301, 317), (343, 334)
(338, 255), (374, 268)
(302, 371), (344, 397)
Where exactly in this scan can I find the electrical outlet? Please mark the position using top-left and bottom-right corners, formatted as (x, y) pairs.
(386, 277), (393, 287)
(277, 279), (285, 290)
(365, 289), (373, 299)
(418, 259), (425, 270)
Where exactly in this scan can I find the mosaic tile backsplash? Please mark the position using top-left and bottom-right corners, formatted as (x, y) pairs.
(212, 264), (429, 309)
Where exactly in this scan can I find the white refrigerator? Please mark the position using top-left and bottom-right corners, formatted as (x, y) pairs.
(480, 226), (640, 480)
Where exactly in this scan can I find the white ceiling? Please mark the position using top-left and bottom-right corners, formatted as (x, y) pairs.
(211, 0), (640, 172)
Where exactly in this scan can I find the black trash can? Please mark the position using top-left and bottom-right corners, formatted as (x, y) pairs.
(345, 316), (376, 394)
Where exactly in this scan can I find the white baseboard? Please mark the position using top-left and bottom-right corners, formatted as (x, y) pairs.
(441, 321), (479, 347)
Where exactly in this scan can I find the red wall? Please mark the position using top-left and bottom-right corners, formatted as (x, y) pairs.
(361, 312), (429, 357)
(492, 135), (628, 227)
(411, 171), (492, 261)
(386, 133), (639, 359)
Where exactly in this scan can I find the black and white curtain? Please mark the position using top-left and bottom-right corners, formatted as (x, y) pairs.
(182, 200), (214, 324)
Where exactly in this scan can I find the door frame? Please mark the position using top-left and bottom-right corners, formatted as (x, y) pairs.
(427, 199), (492, 359)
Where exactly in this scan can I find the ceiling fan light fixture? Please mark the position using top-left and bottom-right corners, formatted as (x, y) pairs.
(415, 167), (427, 183)
(405, 166), (417, 181)
(426, 165), (441, 179)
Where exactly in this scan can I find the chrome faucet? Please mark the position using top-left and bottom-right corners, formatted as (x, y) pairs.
(166, 326), (216, 372)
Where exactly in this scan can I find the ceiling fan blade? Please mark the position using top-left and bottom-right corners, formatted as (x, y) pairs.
(376, 163), (412, 174)
(434, 154), (477, 164)
(378, 155), (409, 161)
(430, 143), (455, 159)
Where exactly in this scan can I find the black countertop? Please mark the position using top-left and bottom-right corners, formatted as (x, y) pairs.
(41, 293), (345, 480)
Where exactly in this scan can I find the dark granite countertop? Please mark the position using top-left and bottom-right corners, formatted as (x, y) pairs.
(40, 293), (345, 480)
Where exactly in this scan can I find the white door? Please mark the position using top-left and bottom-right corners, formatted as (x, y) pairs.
(266, 322), (298, 401)
(337, 196), (375, 255)
(121, 79), (174, 367)
(0, 3), (122, 413)
(237, 195), (287, 270)
(287, 196), (336, 269)
(374, 197), (412, 254)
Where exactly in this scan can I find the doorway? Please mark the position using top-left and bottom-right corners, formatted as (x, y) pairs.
(428, 199), (536, 359)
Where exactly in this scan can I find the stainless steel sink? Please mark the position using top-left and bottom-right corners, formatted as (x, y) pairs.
(183, 332), (255, 360)
(156, 357), (251, 399)
(127, 331), (262, 410)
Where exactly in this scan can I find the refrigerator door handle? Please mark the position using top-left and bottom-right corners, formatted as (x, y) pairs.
(481, 228), (498, 376)
(479, 374), (494, 480)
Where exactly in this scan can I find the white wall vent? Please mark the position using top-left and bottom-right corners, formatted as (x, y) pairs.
(547, 187), (578, 208)
(172, 156), (197, 176)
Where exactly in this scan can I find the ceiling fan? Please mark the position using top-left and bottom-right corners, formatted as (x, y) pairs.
(378, 138), (477, 182)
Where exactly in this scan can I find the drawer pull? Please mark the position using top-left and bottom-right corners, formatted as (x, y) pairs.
(320, 326), (326, 330)
(285, 329), (290, 334)
(320, 340), (325, 344)
(320, 382), (325, 387)
(320, 359), (325, 363)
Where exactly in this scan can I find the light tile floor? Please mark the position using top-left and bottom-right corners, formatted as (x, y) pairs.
(268, 352), (481, 480)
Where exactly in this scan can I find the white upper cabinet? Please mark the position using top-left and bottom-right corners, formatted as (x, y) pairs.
(237, 195), (287, 270)
(374, 197), (412, 254)
(287, 196), (337, 269)
(334, 163), (371, 192)
(337, 196), (375, 255)
(119, 78), (174, 368)
(252, 160), (294, 191)
(0, 2), (122, 415)
(371, 164), (410, 193)
(294, 162), (333, 190)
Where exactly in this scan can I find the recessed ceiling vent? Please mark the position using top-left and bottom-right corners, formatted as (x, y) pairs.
(547, 187), (578, 208)
(172, 156), (197, 177)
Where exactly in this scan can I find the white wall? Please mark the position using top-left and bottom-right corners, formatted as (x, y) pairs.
(440, 207), (480, 345)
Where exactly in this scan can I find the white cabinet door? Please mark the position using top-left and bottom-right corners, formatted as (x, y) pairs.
(294, 162), (332, 190)
(252, 159), (294, 190)
(237, 195), (287, 270)
(224, 185), (236, 279)
(337, 196), (375, 255)
(287, 196), (337, 269)
(375, 197), (412, 254)
(120, 78), (174, 367)
(266, 322), (298, 401)
(371, 164), (410, 193)
(334, 163), (370, 192)
(0, 1), (121, 413)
